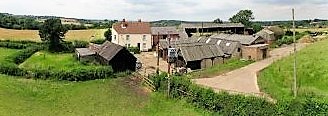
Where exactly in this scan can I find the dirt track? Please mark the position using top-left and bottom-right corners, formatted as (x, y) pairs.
(193, 43), (307, 94)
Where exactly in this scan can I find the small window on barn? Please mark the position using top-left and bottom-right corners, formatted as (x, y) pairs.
(238, 48), (241, 52)
(126, 35), (130, 41)
(143, 35), (147, 41)
(114, 35), (117, 41)
(226, 43), (231, 46)
(217, 40), (222, 45)
(206, 38), (211, 43)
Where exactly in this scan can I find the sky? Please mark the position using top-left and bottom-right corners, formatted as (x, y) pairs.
(0, 0), (328, 21)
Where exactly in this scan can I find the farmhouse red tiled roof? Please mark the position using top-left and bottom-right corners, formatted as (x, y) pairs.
(113, 21), (151, 34)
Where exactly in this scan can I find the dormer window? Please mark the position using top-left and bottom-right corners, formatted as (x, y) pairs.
(121, 23), (127, 28)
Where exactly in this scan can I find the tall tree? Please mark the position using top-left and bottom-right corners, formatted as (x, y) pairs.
(104, 28), (112, 41)
(39, 18), (68, 52)
(213, 18), (223, 23)
(229, 10), (254, 27)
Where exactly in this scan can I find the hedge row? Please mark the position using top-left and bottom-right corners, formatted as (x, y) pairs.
(149, 74), (328, 115)
(28, 66), (114, 81)
(0, 40), (89, 53)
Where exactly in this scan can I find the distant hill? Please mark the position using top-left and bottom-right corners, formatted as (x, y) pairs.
(0, 12), (116, 30)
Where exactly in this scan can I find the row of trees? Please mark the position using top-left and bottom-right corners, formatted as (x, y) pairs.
(0, 13), (41, 30)
(214, 10), (263, 32)
(0, 13), (116, 30)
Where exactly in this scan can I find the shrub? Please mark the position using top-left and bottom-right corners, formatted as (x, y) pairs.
(90, 39), (106, 44)
(127, 47), (140, 54)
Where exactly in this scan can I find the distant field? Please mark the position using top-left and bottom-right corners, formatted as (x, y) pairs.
(0, 75), (207, 115)
(259, 39), (328, 102)
(0, 28), (107, 42)
(287, 27), (328, 32)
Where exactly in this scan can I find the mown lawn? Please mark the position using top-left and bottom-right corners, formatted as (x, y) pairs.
(259, 39), (328, 102)
(0, 75), (209, 116)
(190, 59), (254, 78)
(19, 51), (97, 71)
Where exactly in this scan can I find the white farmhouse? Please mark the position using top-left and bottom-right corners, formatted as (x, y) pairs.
(111, 19), (152, 51)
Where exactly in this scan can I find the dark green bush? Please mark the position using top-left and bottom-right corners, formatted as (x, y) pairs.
(127, 47), (140, 54)
(90, 39), (106, 44)
(0, 62), (26, 76)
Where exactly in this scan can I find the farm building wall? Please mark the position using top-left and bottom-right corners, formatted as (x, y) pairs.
(242, 46), (268, 61)
(213, 57), (224, 65)
(109, 49), (137, 72)
(201, 58), (213, 69)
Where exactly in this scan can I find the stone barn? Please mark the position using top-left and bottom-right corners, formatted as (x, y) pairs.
(256, 29), (275, 44)
(241, 44), (269, 61)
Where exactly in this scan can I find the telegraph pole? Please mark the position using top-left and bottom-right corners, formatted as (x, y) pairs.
(156, 32), (160, 74)
(167, 31), (171, 97)
(292, 8), (297, 98)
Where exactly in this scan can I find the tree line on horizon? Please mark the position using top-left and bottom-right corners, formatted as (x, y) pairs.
(0, 13), (116, 30)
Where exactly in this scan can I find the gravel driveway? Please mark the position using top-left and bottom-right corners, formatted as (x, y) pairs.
(193, 43), (308, 94)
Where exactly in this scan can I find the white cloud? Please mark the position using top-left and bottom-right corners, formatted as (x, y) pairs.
(0, 0), (327, 21)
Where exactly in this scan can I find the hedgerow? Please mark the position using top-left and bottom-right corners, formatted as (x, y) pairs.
(149, 74), (328, 115)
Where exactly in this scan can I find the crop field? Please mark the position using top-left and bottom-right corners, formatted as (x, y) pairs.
(0, 74), (207, 115)
(286, 27), (328, 33)
(259, 39), (328, 102)
(0, 28), (106, 42)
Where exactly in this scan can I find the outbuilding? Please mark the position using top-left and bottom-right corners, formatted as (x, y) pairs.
(75, 41), (137, 72)
(241, 44), (269, 61)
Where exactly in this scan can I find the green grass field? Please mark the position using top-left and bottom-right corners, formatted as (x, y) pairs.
(0, 75), (208, 115)
(0, 48), (208, 115)
(19, 51), (97, 71)
(190, 59), (254, 78)
(0, 47), (20, 63)
(259, 39), (328, 102)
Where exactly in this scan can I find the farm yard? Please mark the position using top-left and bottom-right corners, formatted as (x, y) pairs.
(0, 28), (106, 42)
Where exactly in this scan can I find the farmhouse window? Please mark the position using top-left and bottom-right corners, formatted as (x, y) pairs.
(143, 43), (146, 49)
(126, 35), (130, 41)
(143, 35), (147, 41)
(114, 35), (117, 41)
